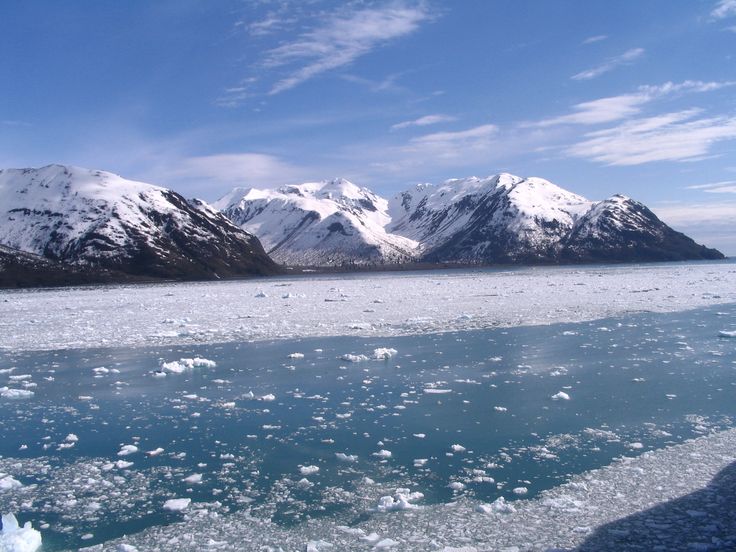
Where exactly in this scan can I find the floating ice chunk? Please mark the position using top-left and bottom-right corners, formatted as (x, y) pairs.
(340, 354), (369, 362)
(374, 538), (399, 549)
(163, 498), (191, 512)
(448, 481), (465, 491)
(114, 460), (133, 469)
(494, 406), (508, 412)
(287, 353), (304, 359)
(628, 442), (644, 450)
(551, 391), (571, 401)
(373, 348), (398, 360)
(512, 486), (528, 495)
(305, 540), (333, 552)
(299, 465), (319, 475)
(335, 453), (358, 463)
(161, 357), (216, 374)
(372, 449), (392, 459)
(296, 478), (313, 489)
(0, 513), (42, 552)
(0, 475), (22, 491)
(259, 394), (276, 402)
(183, 473), (203, 484)
(413, 459), (428, 467)
(117, 444), (139, 456)
(423, 388), (452, 394)
(451, 444), (466, 453)
(476, 496), (517, 515)
(146, 447), (164, 457)
(374, 489), (424, 512)
(117, 544), (139, 552)
(718, 330), (736, 338)
(64, 434), (79, 443)
(0, 388), (34, 400)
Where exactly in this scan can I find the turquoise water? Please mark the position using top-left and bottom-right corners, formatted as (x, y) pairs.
(1, 304), (735, 550)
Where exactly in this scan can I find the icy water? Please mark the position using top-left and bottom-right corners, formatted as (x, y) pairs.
(1, 304), (736, 550)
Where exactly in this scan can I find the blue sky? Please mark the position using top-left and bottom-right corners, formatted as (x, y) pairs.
(2, 0), (735, 253)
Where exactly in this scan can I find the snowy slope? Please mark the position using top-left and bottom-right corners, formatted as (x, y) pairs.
(215, 179), (418, 266)
(389, 174), (593, 262)
(0, 165), (278, 280)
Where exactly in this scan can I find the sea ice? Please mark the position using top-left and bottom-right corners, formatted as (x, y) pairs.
(0, 513), (42, 552)
(0, 388), (34, 400)
(162, 498), (191, 512)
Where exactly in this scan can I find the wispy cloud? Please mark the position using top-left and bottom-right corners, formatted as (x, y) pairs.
(567, 109), (736, 165)
(391, 114), (456, 130)
(407, 123), (498, 157)
(533, 80), (736, 127)
(170, 153), (306, 189)
(582, 34), (608, 45)
(687, 180), (736, 193)
(571, 47), (644, 81)
(712, 0), (736, 19)
(263, 3), (432, 95)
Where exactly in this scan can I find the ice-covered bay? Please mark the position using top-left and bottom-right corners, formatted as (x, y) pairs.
(1, 300), (736, 550)
(1, 261), (735, 352)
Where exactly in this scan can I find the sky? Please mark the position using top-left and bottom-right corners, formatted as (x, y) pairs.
(1, 0), (735, 253)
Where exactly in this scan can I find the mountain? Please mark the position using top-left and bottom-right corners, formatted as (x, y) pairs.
(220, 173), (723, 266)
(0, 165), (280, 282)
(215, 178), (417, 266)
(559, 195), (724, 262)
(389, 174), (594, 263)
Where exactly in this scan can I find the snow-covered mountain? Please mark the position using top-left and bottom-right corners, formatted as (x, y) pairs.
(219, 173), (723, 266)
(215, 178), (417, 266)
(0, 165), (279, 280)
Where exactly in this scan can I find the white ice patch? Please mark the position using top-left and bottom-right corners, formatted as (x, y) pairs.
(160, 357), (216, 374)
(718, 330), (736, 338)
(373, 348), (398, 360)
(0, 475), (22, 492)
(117, 445), (139, 456)
(551, 391), (570, 401)
(374, 489), (424, 512)
(0, 388), (34, 400)
(340, 354), (369, 363)
(163, 498), (191, 512)
(299, 465), (320, 476)
(0, 513), (42, 552)
(335, 453), (358, 463)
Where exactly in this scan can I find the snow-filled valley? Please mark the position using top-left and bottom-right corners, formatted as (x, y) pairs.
(1, 261), (736, 551)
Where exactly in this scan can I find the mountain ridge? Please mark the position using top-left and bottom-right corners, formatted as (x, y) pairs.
(219, 172), (723, 266)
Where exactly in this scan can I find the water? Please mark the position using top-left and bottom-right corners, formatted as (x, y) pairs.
(1, 304), (735, 550)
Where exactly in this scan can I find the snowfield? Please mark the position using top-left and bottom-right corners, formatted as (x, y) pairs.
(0, 261), (734, 352)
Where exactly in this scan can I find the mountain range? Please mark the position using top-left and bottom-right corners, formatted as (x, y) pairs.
(218, 173), (723, 266)
(0, 164), (724, 287)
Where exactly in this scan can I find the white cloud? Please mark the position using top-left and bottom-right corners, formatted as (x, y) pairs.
(567, 110), (736, 165)
(571, 47), (644, 81)
(582, 35), (608, 45)
(687, 180), (736, 193)
(712, 0), (736, 19)
(407, 124), (498, 159)
(263, 3), (432, 94)
(391, 114), (457, 130)
(173, 153), (306, 189)
(533, 80), (736, 127)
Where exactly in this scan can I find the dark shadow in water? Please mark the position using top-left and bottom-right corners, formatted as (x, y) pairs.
(576, 461), (736, 551)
